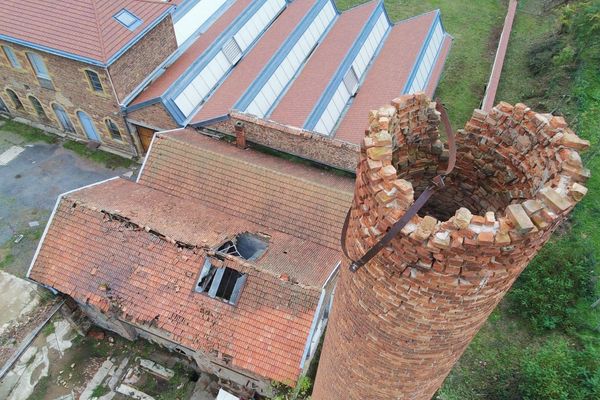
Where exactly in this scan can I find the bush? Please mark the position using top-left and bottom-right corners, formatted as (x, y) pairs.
(508, 238), (596, 332)
(520, 337), (600, 400)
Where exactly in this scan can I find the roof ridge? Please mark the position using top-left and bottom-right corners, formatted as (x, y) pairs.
(90, 0), (108, 61)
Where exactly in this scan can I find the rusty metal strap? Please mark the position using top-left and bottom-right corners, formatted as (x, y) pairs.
(341, 101), (457, 272)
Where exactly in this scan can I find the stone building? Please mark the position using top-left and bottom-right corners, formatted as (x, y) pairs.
(28, 129), (354, 395)
(311, 94), (590, 399)
(0, 0), (187, 156)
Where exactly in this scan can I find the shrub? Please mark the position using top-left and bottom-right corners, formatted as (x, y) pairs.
(520, 337), (600, 400)
(508, 238), (596, 332)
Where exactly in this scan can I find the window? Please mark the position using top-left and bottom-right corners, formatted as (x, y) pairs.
(6, 89), (23, 110)
(52, 103), (75, 133)
(29, 96), (47, 119)
(222, 38), (242, 65)
(85, 70), (103, 92)
(26, 53), (53, 89)
(114, 9), (143, 30)
(105, 119), (122, 140)
(2, 46), (21, 68)
(195, 258), (247, 305)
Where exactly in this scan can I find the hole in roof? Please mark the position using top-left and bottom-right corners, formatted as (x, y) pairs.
(217, 233), (269, 261)
(114, 9), (143, 30)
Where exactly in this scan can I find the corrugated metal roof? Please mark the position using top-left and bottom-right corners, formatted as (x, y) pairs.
(0, 0), (180, 65)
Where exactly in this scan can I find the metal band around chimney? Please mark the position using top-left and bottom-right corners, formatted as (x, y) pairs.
(341, 100), (457, 272)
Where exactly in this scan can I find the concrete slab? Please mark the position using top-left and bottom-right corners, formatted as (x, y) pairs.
(0, 146), (24, 166)
(0, 271), (41, 335)
(79, 358), (114, 400)
(116, 384), (156, 400)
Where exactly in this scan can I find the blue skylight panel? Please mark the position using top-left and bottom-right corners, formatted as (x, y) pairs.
(114, 9), (143, 30)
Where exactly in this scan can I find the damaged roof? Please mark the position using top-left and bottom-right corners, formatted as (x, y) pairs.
(29, 130), (354, 383)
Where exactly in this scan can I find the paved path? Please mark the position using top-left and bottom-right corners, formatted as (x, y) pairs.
(0, 126), (132, 276)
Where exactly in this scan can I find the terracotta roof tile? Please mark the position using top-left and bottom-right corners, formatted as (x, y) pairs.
(334, 11), (448, 145)
(190, 0), (315, 124)
(269, 1), (378, 127)
(0, 0), (180, 64)
(30, 196), (319, 382)
(30, 131), (355, 383)
(137, 129), (354, 250)
(132, 0), (251, 104)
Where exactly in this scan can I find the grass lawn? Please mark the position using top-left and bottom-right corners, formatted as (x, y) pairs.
(335, 0), (506, 126)
(0, 119), (58, 144)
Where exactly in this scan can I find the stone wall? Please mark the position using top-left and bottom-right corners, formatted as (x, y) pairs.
(126, 101), (179, 131)
(0, 40), (135, 156)
(213, 112), (360, 172)
(312, 94), (590, 400)
(109, 16), (178, 102)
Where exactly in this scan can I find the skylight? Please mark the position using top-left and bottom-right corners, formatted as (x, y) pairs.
(114, 9), (143, 30)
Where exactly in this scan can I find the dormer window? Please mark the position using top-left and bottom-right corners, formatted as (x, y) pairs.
(114, 9), (143, 30)
(195, 258), (246, 305)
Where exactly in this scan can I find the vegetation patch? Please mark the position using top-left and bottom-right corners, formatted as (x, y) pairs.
(1, 119), (58, 144)
(91, 384), (110, 398)
(62, 140), (134, 169)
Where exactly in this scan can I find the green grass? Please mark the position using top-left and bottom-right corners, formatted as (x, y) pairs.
(42, 322), (56, 337)
(91, 384), (110, 398)
(335, 0), (505, 126)
(62, 140), (134, 170)
(1, 119), (58, 144)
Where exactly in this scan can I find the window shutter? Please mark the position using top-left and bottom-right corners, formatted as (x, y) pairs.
(222, 38), (242, 65)
(229, 274), (247, 305)
(208, 267), (225, 298)
(343, 66), (359, 95)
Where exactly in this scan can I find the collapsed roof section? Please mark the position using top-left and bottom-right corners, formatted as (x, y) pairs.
(127, 0), (451, 144)
(28, 130), (354, 383)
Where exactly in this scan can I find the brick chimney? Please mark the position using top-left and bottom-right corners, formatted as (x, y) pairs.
(234, 121), (247, 149)
(312, 94), (589, 400)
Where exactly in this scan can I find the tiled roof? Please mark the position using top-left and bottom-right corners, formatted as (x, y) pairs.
(132, 0), (252, 105)
(190, 0), (315, 124)
(268, 1), (378, 128)
(0, 0), (180, 65)
(30, 131), (354, 383)
(30, 191), (322, 383)
(71, 178), (343, 288)
(334, 11), (441, 144)
(137, 129), (354, 250)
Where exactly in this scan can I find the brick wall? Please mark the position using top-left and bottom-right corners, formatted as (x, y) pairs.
(312, 94), (590, 399)
(0, 39), (135, 156)
(212, 112), (360, 172)
(126, 101), (179, 131)
(109, 16), (178, 102)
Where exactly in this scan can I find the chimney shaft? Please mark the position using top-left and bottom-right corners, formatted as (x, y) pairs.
(234, 121), (246, 149)
(312, 94), (589, 400)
